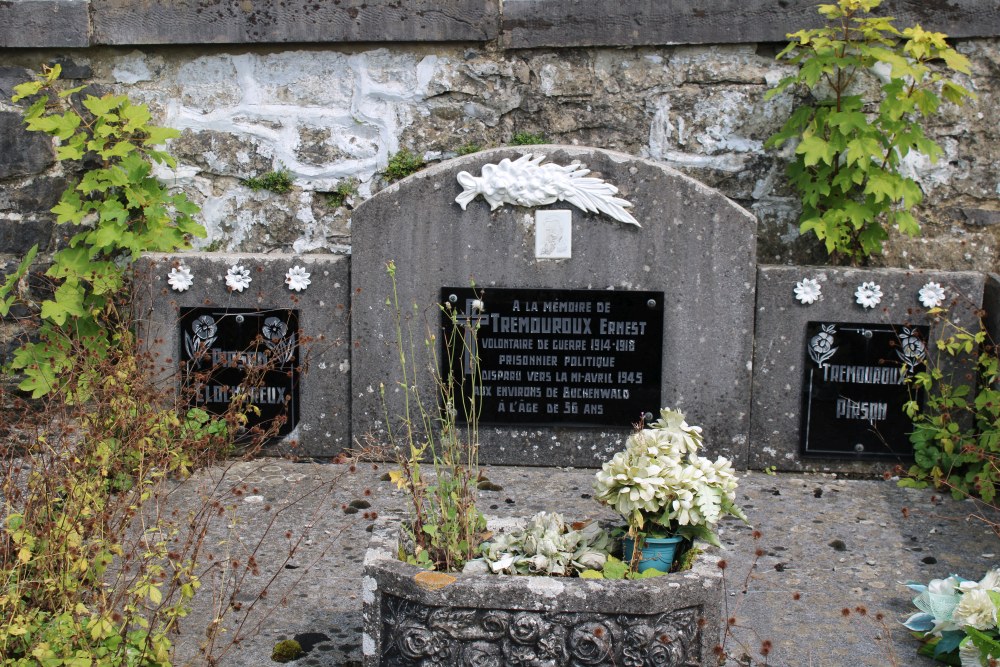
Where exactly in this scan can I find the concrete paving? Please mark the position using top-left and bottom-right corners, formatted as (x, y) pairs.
(163, 460), (1000, 666)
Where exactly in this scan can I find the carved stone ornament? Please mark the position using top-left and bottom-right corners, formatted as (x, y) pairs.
(455, 153), (640, 226)
(380, 594), (701, 667)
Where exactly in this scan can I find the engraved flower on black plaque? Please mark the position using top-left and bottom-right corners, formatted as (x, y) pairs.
(185, 315), (218, 368)
(807, 324), (838, 367)
(262, 316), (295, 365)
(193, 315), (217, 339)
(262, 316), (288, 341)
(896, 327), (927, 371)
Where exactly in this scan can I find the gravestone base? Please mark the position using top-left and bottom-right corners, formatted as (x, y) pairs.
(750, 265), (986, 473)
(134, 253), (351, 458)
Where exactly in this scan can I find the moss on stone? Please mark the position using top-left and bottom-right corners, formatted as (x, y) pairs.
(271, 638), (303, 663)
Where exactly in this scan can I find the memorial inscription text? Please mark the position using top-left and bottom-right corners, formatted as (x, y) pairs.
(443, 287), (663, 427)
(801, 321), (928, 459)
(179, 307), (300, 441)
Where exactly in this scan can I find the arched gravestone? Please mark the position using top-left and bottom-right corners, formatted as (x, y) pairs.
(351, 146), (757, 467)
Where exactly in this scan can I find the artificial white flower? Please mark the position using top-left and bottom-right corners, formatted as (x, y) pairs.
(952, 588), (998, 630)
(594, 408), (745, 544)
(225, 264), (252, 292)
(167, 264), (194, 292)
(855, 281), (883, 309)
(959, 638), (984, 667)
(794, 278), (822, 305)
(919, 281), (946, 308)
(285, 265), (311, 292)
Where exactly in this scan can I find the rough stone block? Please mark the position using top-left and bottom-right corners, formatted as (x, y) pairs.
(0, 1), (89, 48)
(750, 265), (986, 474)
(134, 253), (351, 458)
(502, 0), (1000, 48)
(0, 217), (54, 255)
(91, 0), (499, 45)
(0, 112), (55, 180)
(362, 516), (723, 667)
(351, 145), (757, 467)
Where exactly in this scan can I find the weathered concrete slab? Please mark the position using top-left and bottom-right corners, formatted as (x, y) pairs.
(90, 0), (499, 45)
(502, 0), (1000, 48)
(0, 0), (89, 48)
(350, 145), (757, 467)
(156, 460), (998, 666)
(750, 265), (986, 474)
(134, 253), (351, 458)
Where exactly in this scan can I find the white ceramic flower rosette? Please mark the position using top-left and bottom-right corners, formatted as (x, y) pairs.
(166, 262), (312, 293)
(791, 275), (949, 310)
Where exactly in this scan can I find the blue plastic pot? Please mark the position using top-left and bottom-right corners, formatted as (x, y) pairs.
(622, 535), (684, 573)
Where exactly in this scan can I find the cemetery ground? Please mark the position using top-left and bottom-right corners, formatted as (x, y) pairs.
(152, 457), (997, 667)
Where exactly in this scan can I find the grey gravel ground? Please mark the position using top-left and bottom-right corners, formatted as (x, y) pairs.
(163, 460), (1000, 666)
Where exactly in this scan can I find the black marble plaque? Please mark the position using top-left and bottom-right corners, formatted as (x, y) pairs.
(441, 287), (663, 427)
(179, 307), (300, 441)
(801, 321), (928, 459)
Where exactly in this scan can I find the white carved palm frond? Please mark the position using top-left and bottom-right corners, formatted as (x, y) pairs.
(455, 153), (639, 227)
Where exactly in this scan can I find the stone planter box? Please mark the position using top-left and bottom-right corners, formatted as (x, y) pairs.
(361, 517), (723, 666)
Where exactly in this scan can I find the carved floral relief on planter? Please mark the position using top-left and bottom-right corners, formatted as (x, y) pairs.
(381, 595), (701, 667)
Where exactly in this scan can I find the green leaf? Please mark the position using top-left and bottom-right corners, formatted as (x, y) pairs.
(11, 80), (45, 102)
(601, 556), (629, 580)
(41, 282), (87, 325)
(941, 49), (972, 75)
(965, 627), (1000, 661)
(797, 134), (836, 166)
(145, 126), (180, 146)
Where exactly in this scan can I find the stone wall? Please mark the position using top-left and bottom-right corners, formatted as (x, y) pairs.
(0, 1), (999, 274)
(2, 1), (1000, 393)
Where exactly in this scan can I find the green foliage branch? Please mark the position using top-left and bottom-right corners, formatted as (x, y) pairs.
(902, 310), (1000, 503)
(382, 261), (486, 572)
(0, 64), (205, 399)
(0, 338), (235, 666)
(765, 0), (973, 265)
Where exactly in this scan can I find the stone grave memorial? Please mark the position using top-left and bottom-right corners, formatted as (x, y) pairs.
(350, 146), (758, 466)
(750, 265), (987, 474)
(134, 253), (351, 456)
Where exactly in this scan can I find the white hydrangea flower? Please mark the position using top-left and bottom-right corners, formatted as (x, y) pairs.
(167, 264), (193, 292)
(225, 264), (252, 292)
(855, 281), (883, 309)
(918, 281), (946, 308)
(794, 277), (822, 305)
(285, 265), (311, 292)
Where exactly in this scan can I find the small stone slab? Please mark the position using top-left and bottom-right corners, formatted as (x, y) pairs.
(986, 273), (1000, 350)
(0, 0), (89, 48)
(502, 0), (1000, 48)
(134, 253), (351, 458)
(750, 265), (986, 474)
(90, 0), (499, 45)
